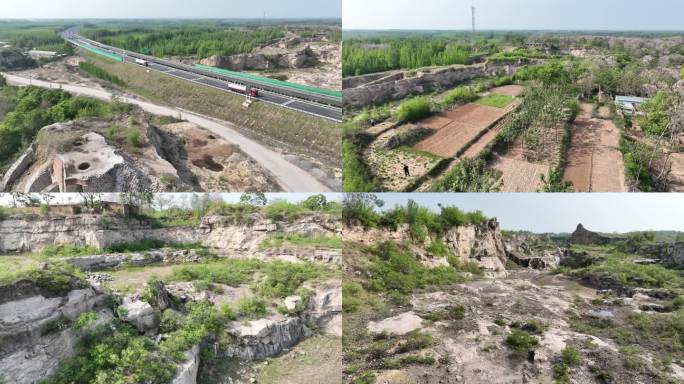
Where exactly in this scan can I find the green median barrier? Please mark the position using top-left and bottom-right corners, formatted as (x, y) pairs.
(73, 41), (123, 62)
(195, 63), (342, 100)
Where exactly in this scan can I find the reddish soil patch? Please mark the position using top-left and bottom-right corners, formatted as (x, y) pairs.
(563, 104), (626, 192)
(192, 154), (225, 172)
(414, 103), (509, 158)
(491, 85), (524, 97)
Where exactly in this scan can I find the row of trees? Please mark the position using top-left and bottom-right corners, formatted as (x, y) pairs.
(83, 26), (283, 58)
(343, 38), (483, 77)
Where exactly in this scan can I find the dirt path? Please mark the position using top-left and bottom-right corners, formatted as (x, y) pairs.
(3, 73), (330, 192)
(563, 104), (626, 192)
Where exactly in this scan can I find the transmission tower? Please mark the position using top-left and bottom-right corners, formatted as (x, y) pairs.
(471, 5), (476, 35)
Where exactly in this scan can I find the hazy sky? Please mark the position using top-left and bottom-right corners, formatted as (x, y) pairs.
(0, 0), (341, 19)
(344, 0), (684, 31)
(378, 194), (684, 233)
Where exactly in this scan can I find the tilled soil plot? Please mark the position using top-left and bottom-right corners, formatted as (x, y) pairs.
(563, 104), (626, 192)
(414, 103), (511, 158)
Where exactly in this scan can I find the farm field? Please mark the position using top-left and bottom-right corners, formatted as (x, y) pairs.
(342, 28), (684, 192)
(563, 104), (627, 192)
(414, 99), (518, 158)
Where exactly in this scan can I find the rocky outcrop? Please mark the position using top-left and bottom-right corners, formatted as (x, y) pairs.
(67, 248), (207, 271)
(304, 280), (342, 336)
(0, 213), (341, 255)
(343, 60), (535, 107)
(568, 224), (614, 245)
(504, 233), (564, 270)
(223, 316), (308, 361)
(444, 219), (508, 278)
(0, 49), (36, 70)
(200, 46), (317, 71)
(172, 345), (200, 384)
(117, 298), (159, 335)
(628, 242), (684, 269)
(0, 280), (111, 384)
(0, 144), (35, 192)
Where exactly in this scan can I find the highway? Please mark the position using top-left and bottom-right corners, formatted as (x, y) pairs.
(62, 28), (343, 122)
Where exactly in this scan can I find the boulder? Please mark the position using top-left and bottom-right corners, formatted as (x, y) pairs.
(284, 295), (302, 312)
(172, 345), (200, 384)
(224, 317), (306, 360)
(367, 312), (423, 336)
(118, 299), (159, 335)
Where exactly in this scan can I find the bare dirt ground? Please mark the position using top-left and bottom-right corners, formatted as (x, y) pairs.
(490, 136), (549, 192)
(255, 335), (342, 384)
(491, 85), (524, 97)
(163, 122), (280, 192)
(563, 104), (627, 192)
(10, 56), (102, 88)
(414, 103), (512, 158)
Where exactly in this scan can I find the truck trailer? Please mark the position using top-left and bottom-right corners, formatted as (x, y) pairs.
(135, 58), (149, 67)
(227, 83), (258, 97)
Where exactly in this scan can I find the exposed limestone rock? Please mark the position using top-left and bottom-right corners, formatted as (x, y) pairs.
(0, 144), (35, 192)
(67, 248), (207, 271)
(444, 220), (508, 278)
(628, 242), (684, 269)
(0, 280), (111, 384)
(504, 235), (565, 270)
(172, 345), (200, 384)
(224, 316), (307, 361)
(343, 60), (535, 107)
(304, 280), (342, 336)
(284, 295), (303, 311)
(199, 46), (317, 71)
(118, 298), (159, 335)
(367, 312), (424, 336)
(0, 213), (340, 255)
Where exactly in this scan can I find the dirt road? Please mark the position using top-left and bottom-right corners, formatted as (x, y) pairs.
(563, 104), (626, 192)
(3, 73), (330, 192)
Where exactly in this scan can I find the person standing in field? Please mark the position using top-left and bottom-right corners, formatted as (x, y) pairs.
(403, 164), (410, 177)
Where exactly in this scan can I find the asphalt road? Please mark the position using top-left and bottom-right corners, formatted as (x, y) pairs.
(69, 35), (343, 121)
(3, 73), (332, 192)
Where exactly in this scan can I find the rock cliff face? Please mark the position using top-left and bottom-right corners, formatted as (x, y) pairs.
(0, 280), (112, 384)
(443, 220), (509, 278)
(629, 242), (684, 269)
(223, 316), (308, 361)
(343, 59), (536, 107)
(345, 219), (509, 278)
(0, 213), (342, 254)
(503, 233), (565, 270)
(199, 46), (317, 71)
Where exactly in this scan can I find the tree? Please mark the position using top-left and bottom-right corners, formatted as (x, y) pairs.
(0, 74), (6, 87)
(80, 192), (103, 212)
(239, 192), (267, 207)
(302, 194), (328, 211)
(342, 193), (384, 227)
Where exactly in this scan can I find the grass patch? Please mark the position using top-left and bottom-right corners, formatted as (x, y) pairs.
(395, 96), (432, 123)
(78, 61), (126, 86)
(477, 93), (514, 108)
(505, 330), (539, 356)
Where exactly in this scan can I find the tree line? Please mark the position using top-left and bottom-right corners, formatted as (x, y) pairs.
(82, 26), (284, 58)
(342, 37), (487, 77)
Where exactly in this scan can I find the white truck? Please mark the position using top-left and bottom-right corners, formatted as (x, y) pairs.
(134, 58), (149, 67)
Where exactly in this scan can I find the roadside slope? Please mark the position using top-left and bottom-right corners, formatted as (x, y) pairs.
(3, 73), (330, 192)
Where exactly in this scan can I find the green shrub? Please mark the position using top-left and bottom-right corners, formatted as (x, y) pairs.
(505, 330), (539, 355)
(561, 346), (581, 366)
(39, 244), (100, 258)
(264, 199), (309, 222)
(126, 129), (142, 148)
(78, 61), (125, 86)
(396, 96), (432, 123)
(382, 355), (435, 369)
(426, 239), (450, 257)
(237, 296), (268, 318)
(443, 86), (477, 107)
(432, 158), (502, 192)
(397, 331), (433, 353)
(350, 372), (376, 384)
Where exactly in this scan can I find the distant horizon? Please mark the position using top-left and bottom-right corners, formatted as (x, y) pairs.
(344, 28), (684, 33)
(344, 0), (684, 31)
